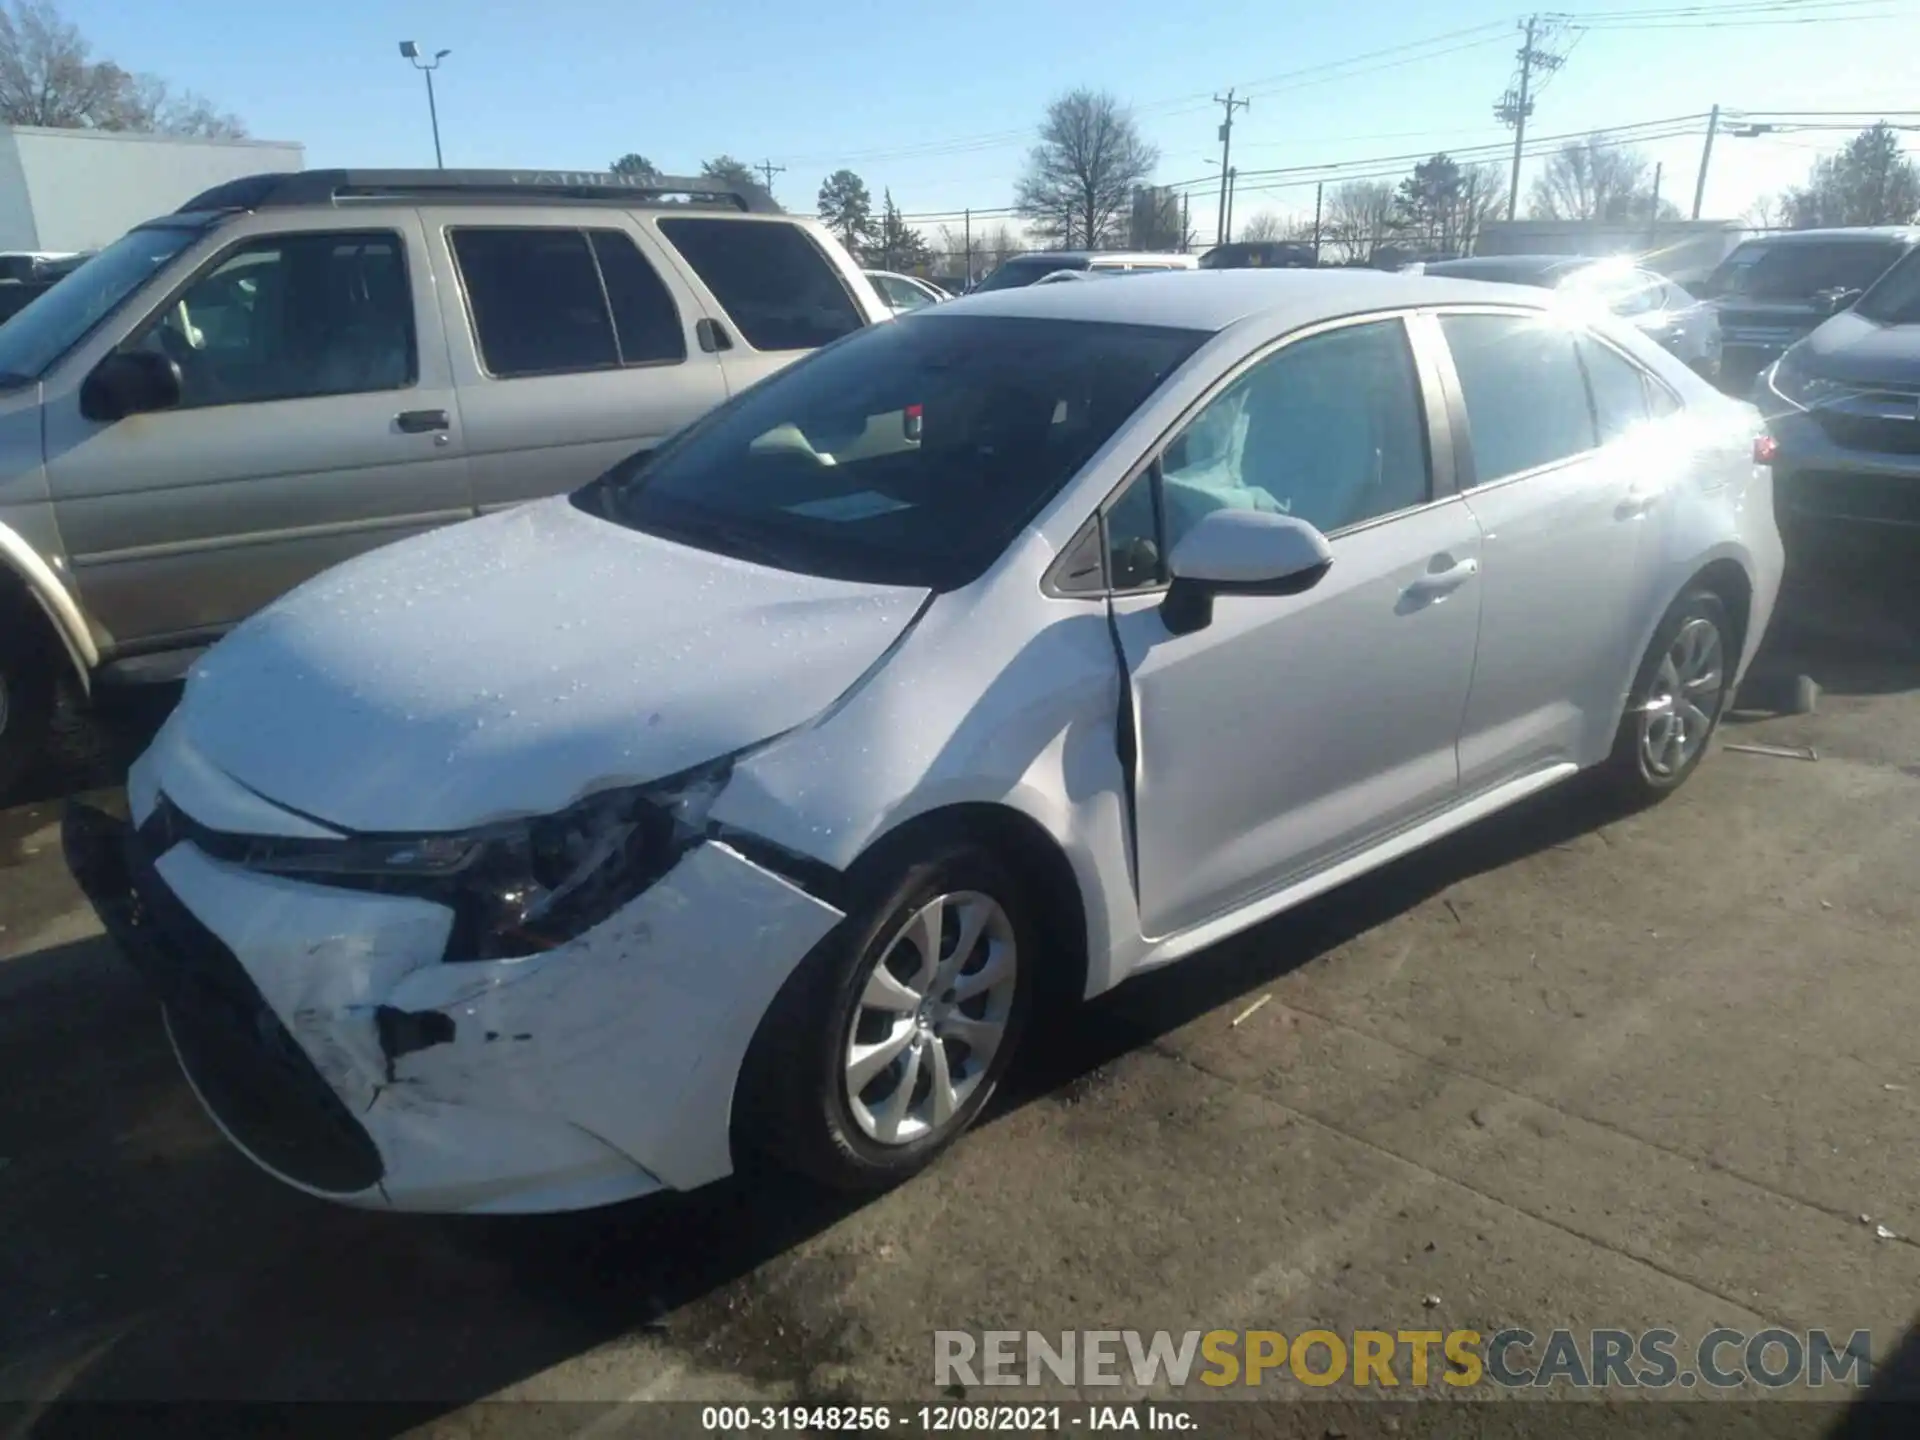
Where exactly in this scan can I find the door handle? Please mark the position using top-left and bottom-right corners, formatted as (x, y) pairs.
(396, 409), (450, 434)
(1616, 490), (1660, 520)
(695, 318), (733, 353)
(1404, 557), (1479, 598)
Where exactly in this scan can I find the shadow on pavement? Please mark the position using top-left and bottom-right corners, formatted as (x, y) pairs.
(0, 531), (1911, 1423)
(1741, 529), (1920, 705)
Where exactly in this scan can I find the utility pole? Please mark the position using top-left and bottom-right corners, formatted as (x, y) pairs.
(1312, 180), (1324, 262)
(753, 159), (786, 198)
(1691, 103), (1720, 220)
(963, 207), (973, 284)
(1213, 88), (1249, 245)
(1224, 167), (1239, 243)
(1648, 161), (1663, 247)
(1495, 15), (1565, 223)
(1181, 192), (1191, 253)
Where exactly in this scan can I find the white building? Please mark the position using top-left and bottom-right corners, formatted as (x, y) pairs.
(0, 125), (305, 255)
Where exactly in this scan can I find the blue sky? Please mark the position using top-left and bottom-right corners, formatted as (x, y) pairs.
(63, 0), (1920, 236)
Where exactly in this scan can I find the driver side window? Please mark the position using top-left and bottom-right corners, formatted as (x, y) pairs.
(1104, 317), (1431, 586)
(126, 231), (416, 410)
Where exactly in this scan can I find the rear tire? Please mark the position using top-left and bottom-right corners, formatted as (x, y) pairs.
(735, 842), (1036, 1192)
(1601, 588), (1733, 804)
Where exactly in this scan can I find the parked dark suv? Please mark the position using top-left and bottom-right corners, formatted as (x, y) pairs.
(1704, 227), (1920, 397)
(1759, 241), (1920, 530)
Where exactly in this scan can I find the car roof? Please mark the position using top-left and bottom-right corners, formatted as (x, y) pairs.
(931, 267), (1552, 333)
(1423, 253), (1598, 276)
(999, 250), (1189, 265)
(1732, 227), (1920, 246)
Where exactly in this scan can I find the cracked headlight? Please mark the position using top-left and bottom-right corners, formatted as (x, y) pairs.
(246, 763), (731, 960)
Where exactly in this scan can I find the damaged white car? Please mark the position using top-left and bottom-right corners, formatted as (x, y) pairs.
(66, 270), (1783, 1214)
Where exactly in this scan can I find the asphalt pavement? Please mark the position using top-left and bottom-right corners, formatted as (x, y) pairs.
(0, 528), (1916, 1438)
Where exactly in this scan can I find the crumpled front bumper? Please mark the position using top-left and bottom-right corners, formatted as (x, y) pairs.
(63, 793), (846, 1214)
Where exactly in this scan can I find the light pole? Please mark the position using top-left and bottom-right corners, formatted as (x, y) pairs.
(398, 41), (451, 169)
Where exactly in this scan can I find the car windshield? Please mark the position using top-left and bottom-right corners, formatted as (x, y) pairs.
(973, 256), (1086, 291)
(1852, 247), (1920, 325)
(1705, 239), (1909, 302)
(598, 314), (1205, 590)
(0, 224), (199, 387)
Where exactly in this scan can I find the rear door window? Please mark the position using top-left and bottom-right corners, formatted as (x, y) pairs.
(1440, 312), (1598, 483)
(450, 226), (685, 378)
(1578, 334), (1651, 442)
(656, 218), (865, 352)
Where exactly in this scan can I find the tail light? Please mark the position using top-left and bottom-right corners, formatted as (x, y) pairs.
(904, 402), (923, 443)
(1752, 433), (1779, 465)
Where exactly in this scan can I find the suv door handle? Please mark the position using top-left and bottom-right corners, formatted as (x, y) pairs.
(695, 318), (733, 353)
(396, 408), (450, 433)
(1616, 490), (1660, 520)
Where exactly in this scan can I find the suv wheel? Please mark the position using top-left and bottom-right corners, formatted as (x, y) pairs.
(736, 843), (1036, 1192)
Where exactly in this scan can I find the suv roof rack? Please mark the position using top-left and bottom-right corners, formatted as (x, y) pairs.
(175, 169), (782, 217)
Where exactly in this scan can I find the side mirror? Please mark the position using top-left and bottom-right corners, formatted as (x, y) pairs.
(80, 350), (182, 423)
(1160, 508), (1334, 637)
(1813, 286), (1859, 317)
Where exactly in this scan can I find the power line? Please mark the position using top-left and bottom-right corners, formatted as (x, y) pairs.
(1496, 14), (1573, 221)
(753, 159), (786, 195)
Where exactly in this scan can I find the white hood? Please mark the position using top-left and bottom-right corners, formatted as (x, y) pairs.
(170, 498), (929, 833)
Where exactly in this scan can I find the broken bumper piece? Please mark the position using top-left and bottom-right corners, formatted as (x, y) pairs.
(63, 797), (846, 1214)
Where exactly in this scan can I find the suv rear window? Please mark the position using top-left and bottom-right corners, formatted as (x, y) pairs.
(656, 218), (864, 352)
(451, 227), (686, 377)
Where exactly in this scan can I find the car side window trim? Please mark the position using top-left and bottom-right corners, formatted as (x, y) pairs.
(1044, 309), (1452, 599)
(446, 224), (689, 381)
(1423, 303), (1615, 497)
(119, 228), (421, 413)
(113, 226), (420, 403)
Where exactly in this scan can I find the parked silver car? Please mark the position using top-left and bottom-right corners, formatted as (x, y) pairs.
(1417, 255), (1722, 381)
(0, 168), (888, 794)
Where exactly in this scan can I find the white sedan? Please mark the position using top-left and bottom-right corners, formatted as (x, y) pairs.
(66, 270), (1783, 1213)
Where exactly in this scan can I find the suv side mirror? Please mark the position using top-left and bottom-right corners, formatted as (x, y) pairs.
(1160, 508), (1334, 636)
(1813, 286), (1860, 317)
(80, 350), (182, 423)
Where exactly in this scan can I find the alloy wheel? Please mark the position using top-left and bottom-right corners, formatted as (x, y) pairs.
(1640, 615), (1725, 779)
(844, 890), (1018, 1146)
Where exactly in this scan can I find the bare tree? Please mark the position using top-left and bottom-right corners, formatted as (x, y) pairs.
(1527, 136), (1673, 223)
(1014, 88), (1158, 249)
(1321, 180), (1397, 263)
(1742, 193), (1785, 231)
(0, 0), (244, 134)
(1237, 211), (1287, 243)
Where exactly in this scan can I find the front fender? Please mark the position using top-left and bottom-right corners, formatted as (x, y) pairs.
(0, 515), (97, 687)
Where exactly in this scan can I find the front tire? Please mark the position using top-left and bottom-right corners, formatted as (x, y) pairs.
(1601, 588), (1732, 803)
(735, 843), (1036, 1192)
(0, 630), (55, 805)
